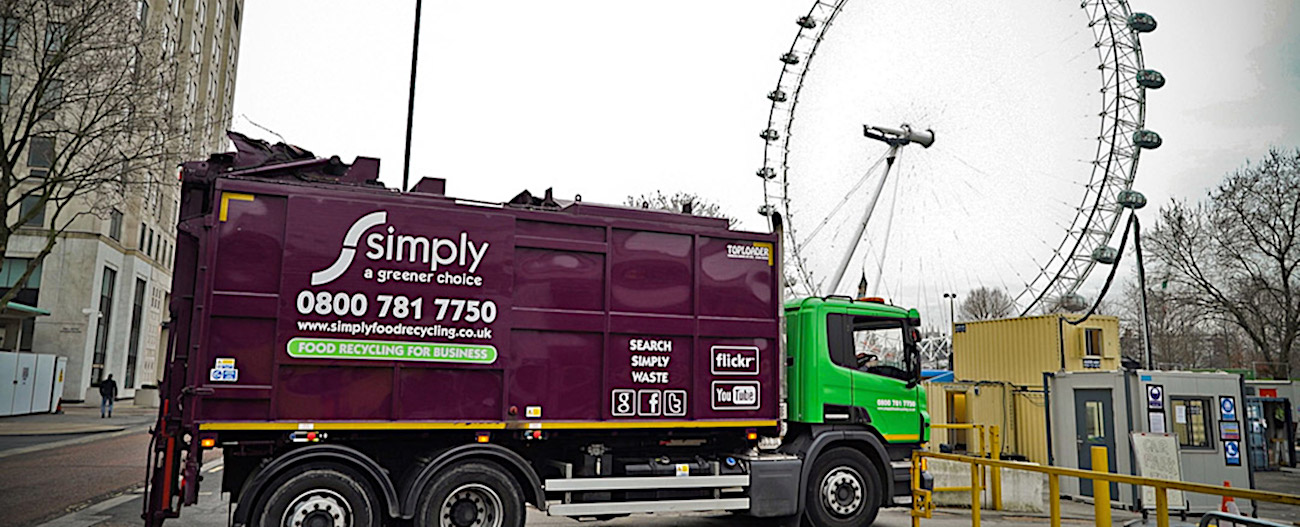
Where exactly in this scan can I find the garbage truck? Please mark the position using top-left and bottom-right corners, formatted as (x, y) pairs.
(143, 133), (931, 527)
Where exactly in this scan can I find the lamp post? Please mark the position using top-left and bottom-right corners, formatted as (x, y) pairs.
(943, 292), (957, 371)
(401, 0), (423, 192)
(943, 293), (957, 332)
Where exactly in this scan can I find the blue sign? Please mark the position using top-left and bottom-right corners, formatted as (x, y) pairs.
(1219, 396), (1236, 421)
(1147, 385), (1164, 410)
(209, 357), (239, 382)
(1224, 440), (1241, 466)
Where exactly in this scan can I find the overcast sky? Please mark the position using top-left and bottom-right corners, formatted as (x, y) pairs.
(230, 0), (1300, 320)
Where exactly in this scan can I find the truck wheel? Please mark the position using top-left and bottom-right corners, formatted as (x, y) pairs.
(415, 460), (524, 527)
(254, 463), (382, 527)
(805, 447), (882, 527)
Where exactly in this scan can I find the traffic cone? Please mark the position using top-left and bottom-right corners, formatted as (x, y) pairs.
(1221, 480), (1240, 515)
(54, 398), (63, 414)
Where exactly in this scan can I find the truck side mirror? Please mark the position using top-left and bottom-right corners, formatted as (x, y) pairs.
(905, 328), (922, 388)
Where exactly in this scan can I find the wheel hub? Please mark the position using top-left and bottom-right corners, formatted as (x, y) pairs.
(440, 483), (503, 527)
(282, 489), (351, 527)
(820, 467), (864, 517)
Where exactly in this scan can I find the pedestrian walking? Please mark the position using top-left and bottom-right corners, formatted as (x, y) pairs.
(99, 374), (118, 418)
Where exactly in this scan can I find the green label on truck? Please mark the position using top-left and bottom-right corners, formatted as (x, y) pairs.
(287, 337), (497, 364)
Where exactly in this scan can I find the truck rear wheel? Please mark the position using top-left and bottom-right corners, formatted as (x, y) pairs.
(805, 447), (881, 527)
(415, 460), (524, 527)
(254, 463), (382, 527)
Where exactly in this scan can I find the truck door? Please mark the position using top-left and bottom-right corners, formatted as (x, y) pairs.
(825, 313), (922, 442)
(820, 311), (859, 418)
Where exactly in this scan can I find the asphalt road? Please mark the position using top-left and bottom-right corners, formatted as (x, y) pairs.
(4, 431), (152, 526)
(46, 454), (1080, 527)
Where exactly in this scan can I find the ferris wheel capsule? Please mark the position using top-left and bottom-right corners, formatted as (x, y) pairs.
(1117, 189), (1147, 209)
(757, 204), (777, 217)
(1133, 129), (1162, 149)
(1128, 13), (1157, 33)
(797, 16), (817, 29)
(781, 52), (801, 65)
(760, 129), (781, 141)
(1136, 69), (1165, 89)
(756, 167), (777, 180)
(1091, 246), (1119, 265)
(768, 89), (788, 102)
(1060, 293), (1090, 312)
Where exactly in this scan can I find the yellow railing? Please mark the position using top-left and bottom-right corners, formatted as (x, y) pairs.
(910, 446), (1300, 527)
(927, 423), (1002, 510)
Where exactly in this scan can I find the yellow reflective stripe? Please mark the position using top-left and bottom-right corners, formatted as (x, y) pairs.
(884, 433), (921, 442)
(198, 422), (507, 431)
(218, 192), (254, 222)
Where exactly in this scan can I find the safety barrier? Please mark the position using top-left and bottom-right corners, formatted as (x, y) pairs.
(927, 423), (1002, 510)
(910, 446), (1300, 527)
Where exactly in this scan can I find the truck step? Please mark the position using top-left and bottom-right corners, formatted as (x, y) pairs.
(545, 475), (749, 491)
(547, 498), (750, 516)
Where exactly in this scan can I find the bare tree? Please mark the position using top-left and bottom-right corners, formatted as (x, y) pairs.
(959, 286), (1015, 321)
(1145, 148), (1300, 379)
(1115, 278), (1214, 369)
(625, 191), (736, 227)
(0, 0), (177, 307)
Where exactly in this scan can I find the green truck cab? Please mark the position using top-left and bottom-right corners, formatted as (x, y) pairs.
(778, 296), (930, 525)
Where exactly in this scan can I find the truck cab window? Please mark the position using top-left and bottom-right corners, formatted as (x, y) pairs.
(826, 313), (914, 382)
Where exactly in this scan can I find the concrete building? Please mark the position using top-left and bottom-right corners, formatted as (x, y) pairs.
(3, 0), (244, 401)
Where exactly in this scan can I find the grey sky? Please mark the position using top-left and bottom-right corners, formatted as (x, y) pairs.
(231, 0), (1300, 321)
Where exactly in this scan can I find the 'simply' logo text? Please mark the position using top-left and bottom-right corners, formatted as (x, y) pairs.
(310, 211), (490, 286)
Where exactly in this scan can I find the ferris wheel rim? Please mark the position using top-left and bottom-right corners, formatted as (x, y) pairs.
(759, 0), (1153, 313)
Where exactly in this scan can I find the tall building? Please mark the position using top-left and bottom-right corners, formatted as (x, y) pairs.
(2, 0), (244, 401)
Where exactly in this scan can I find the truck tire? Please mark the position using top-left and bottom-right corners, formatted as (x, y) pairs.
(415, 460), (524, 527)
(805, 447), (882, 527)
(253, 463), (382, 527)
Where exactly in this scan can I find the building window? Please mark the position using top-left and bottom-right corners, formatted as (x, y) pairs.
(28, 136), (54, 169)
(45, 22), (66, 54)
(125, 278), (146, 389)
(19, 196), (45, 227)
(37, 80), (62, 120)
(1084, 328), (1103, 357)
(2, 18), (18, 55)
(91, 267), (118, 385)
(146, 226), (154, 256)
(138, 223), (147, 250)
(1, 258), (41, 352)
(0, 74), (10, 105)
(136, 0), (149, 30)
(108, 209), (123, 241)
(1171, 397), (1213, 449)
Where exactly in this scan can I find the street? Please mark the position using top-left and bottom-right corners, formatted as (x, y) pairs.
(10, 402), (1300, 527)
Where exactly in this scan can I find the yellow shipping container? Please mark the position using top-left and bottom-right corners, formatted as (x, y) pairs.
(953, 314), (1121, 388)
(924, 381), (1051, 464)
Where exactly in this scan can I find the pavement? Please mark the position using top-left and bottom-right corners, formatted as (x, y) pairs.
(0, 399), (155, 461)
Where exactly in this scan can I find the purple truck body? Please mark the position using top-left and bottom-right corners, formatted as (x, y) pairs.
(172, 153), (780, 428)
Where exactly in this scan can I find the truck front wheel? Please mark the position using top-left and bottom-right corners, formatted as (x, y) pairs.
(805, 447), (882, 527)
(253, 463), (382, 527)
(415, 460), (524, 527)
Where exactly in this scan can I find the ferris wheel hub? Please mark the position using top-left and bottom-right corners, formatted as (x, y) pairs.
(863, 123), (935, 148)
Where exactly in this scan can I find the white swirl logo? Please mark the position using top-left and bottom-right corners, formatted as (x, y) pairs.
(310, 211), (388, 286)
